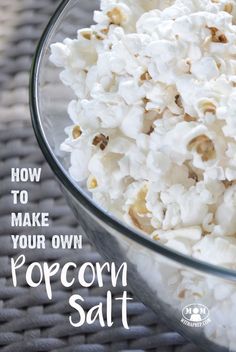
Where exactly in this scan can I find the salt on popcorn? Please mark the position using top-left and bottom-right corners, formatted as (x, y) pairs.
(50, 0), (236, 347)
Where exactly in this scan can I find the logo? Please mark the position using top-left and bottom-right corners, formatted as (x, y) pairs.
(181, 304), (211, 328)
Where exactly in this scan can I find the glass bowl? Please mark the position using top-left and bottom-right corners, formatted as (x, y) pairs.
(30, 1), (236, 351)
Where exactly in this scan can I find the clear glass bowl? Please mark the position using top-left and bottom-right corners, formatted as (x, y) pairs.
(30, 1), (236, 351)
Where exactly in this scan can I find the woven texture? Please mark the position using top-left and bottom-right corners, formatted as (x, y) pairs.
(0, 121), (197, 352)
(0, 0), (199, 351)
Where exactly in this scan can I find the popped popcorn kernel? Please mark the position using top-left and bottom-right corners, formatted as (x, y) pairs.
(200, 101), (217, 115)
(87, 175), (98, 190)
(92, 134), (109, 151)
(188, 169), (199, 182)
(209, 27), (228, 43)
(223, 180), (236, 188)
(131, 186), (149, 215)
(72, 125), (82, 139)
(80, 29), (92, 40)
(146, 125), (155, 135)
(107, 7), (127, 25)
(184, 113), (197, 122)
(153, 233), (160, 241)
(188, 135), (216, 162)
(140, 71), (152, 81)
(128, 186), (154, 233)
(175, 94), (183, 109)
(143, 97), (150, 105)
(224, 3), (233, 14)
(101, 28), (109, 35)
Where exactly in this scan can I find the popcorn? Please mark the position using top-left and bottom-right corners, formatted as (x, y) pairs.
(87, 175), (98, 190)
(191, 57), (219, 80)
(188, 134), (216, 162)
(72, 125), (82, 140)
(224, 3), (234, 14)
(193, 236), (236, 265)
(127, 184), (155, 233)
(51, 0), (236, 250)
(107, 6), (129, 26)
(92, 133), (109, 151)
(51, 1), (236, 348)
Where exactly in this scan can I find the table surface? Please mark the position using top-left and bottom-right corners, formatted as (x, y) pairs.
(0, 1), (198, 351)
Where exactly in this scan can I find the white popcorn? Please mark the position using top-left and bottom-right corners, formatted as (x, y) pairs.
(191, 57), (219, 80)
(51, 0), (236, 349)
(157, 226), (202, 241)
(50, 0), (236, 264)
(120, 106), (144, 138)
(193, 236), (236, 266)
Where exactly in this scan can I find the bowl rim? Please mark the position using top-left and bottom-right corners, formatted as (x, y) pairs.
(30, 0), (236, 281)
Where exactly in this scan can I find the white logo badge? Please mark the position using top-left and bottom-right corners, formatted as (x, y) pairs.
(181, 304), (211, 328)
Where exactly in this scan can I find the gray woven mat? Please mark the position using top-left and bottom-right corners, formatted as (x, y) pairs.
(0, 0), (198, 351)
(0, 121), (196, 352)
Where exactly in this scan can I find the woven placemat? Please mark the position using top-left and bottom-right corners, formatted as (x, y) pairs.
(0, 120), (197, 352)
(0, 0), (198, 351)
